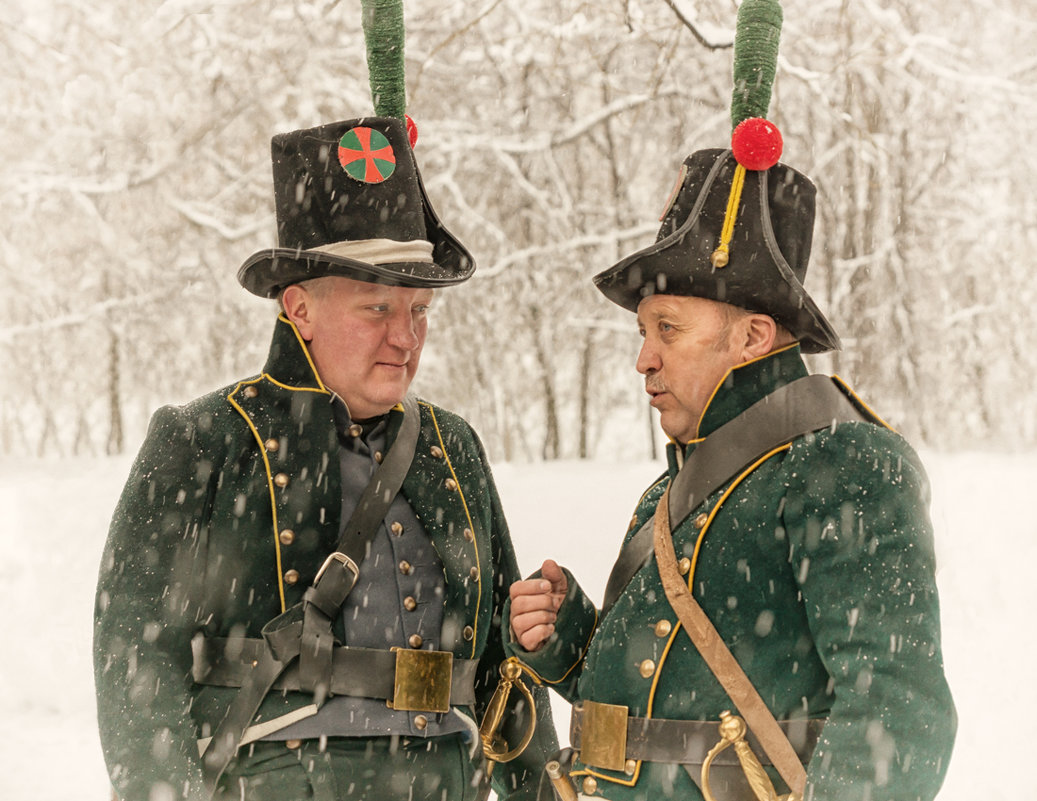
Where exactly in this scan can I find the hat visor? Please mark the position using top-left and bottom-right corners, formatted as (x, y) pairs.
(238, 248), (472, 298)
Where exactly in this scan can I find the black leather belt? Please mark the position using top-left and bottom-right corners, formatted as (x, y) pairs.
(571, 701), (824, 770)
(192, 636), (479, 708)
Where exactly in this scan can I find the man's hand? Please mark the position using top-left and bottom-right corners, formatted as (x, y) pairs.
(509, 559), (568, 652)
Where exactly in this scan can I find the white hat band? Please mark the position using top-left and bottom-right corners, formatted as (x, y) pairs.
(305, 238), (434, 265)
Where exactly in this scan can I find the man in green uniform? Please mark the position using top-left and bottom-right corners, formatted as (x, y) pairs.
(93, 115), (556, 801)
(506, 98), (956, 801)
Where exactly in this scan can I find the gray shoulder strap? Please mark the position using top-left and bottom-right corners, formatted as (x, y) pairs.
(335, 393), (421, 559)
(601, 376), (867, 615)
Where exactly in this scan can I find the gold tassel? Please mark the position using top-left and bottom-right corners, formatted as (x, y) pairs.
(711, 163), (747, 268)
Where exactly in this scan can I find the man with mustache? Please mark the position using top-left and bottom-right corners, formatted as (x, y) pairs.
(93, 116), (556, 801)
(506, 138), (956, 800)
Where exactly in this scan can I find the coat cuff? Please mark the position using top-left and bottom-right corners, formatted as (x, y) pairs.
(502, 566), (597, 684)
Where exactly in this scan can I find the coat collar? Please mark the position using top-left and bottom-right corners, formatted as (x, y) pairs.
(262, 314), (328, 391)
(259, 314), (407, 443)
(667, 343), (809, 468)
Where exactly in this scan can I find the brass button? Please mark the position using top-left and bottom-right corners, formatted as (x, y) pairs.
(408, 634), (423, 649)
(654, 619), (672, 638)
(581, 776), (598, 795)
(430, 445), (444, 459)
(374, 451), (383, 464)
(639, 659), (656, 678)
(625, 758), (637, 775)
(694, 512), (709, 529)
(243, 385), (258, 398)
(444, 478), (457, 491)
(414, 714), (428, 730)
(390, 521), (404, 536)
(264, 437), (280, 452)
(404, 596), (417, 611)
(463, 527), (474, 542)
(273, 472), (289, 488)
(284, 569), (300, 585)
(285, 739), (302, 750)
(348, 423), (362, 437)
(469, 566), (479, 580)
(399, 560), (412, 575)
(279, 529), (295, 546)
(678, 557), (692, 575)
(463, 625), (474, 641)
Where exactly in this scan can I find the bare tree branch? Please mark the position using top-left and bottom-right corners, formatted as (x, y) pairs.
(479, 222), (658, 278)
(662, 0), (733, 50)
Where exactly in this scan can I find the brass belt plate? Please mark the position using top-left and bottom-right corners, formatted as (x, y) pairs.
(389, 648), (453, 713)
(580, 700), (629, 772)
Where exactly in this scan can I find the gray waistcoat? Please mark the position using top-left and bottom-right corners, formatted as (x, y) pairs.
(265, 404), (466, 740)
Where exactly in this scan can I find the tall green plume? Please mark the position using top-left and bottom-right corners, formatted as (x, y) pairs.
(361, 0), (407, 118)
(730, 0), (783, 130)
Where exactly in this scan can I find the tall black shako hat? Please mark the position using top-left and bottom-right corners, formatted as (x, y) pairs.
(238, 0), (473, 298)
(593, 0), (838, 353)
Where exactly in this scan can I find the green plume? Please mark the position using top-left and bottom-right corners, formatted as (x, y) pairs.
(361, 0), (407, 118)
(731, 0), (783, 130)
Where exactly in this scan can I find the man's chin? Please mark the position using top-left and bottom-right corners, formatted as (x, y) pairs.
(350, 384), (413, 420)
(658, 413), (695, 445)
(377, 383), (414, 410)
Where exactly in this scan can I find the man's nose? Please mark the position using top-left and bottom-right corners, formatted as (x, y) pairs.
(386, 313), (420, 350)
(636, 339), (659, 375)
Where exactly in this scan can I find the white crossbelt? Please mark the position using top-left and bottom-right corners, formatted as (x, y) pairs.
(196, 705), (318, 756)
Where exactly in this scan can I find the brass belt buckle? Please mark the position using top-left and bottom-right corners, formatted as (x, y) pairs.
(580, 700), (629, 772)
(388, 648), (453, 713)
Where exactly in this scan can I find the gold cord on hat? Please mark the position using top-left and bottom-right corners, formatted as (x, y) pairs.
(710, 162), (747, 269)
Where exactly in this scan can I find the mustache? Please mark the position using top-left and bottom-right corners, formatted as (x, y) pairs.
(645, 376), (666, 394)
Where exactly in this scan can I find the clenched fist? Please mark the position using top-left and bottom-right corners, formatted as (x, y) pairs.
(508, 559), (568, 652)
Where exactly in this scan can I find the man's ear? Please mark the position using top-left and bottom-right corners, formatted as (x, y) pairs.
(741, 314), (777, 361)
(281, 284), (316, 340)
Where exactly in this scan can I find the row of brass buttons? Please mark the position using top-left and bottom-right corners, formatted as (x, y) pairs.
(619, 507), (706, 743)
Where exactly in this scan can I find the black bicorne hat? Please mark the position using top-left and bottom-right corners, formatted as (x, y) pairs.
(593, 0), (839, 354)
(238, 116), (474, 298)
(593, 148), (838, 353)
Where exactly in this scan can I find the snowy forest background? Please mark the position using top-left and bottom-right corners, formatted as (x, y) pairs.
(3, 1), (1037, 800)
(3, 0), (1036, 460)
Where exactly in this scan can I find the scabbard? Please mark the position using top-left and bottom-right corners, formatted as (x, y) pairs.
(546, 759), (578, 801)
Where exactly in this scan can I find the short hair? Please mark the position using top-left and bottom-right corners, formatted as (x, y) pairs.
(713, 303), (797, 352)
(276, 277), (334, 313)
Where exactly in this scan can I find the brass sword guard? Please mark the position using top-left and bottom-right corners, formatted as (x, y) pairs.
(701, 711), (800, 801)
(478, 658), (540, 771)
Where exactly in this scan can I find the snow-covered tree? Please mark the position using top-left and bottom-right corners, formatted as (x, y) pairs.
(2, 0), (1034, 458)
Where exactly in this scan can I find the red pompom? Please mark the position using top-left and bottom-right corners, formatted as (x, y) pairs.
(731, 117), (783, 171)
(405, 115), (419, 148)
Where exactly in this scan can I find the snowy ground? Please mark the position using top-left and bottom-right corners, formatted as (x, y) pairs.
(2, 449), (1033, 800)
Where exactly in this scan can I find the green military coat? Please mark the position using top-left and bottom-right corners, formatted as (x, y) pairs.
(94, 315), (556, 801)
(506, 345), (955, 801)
